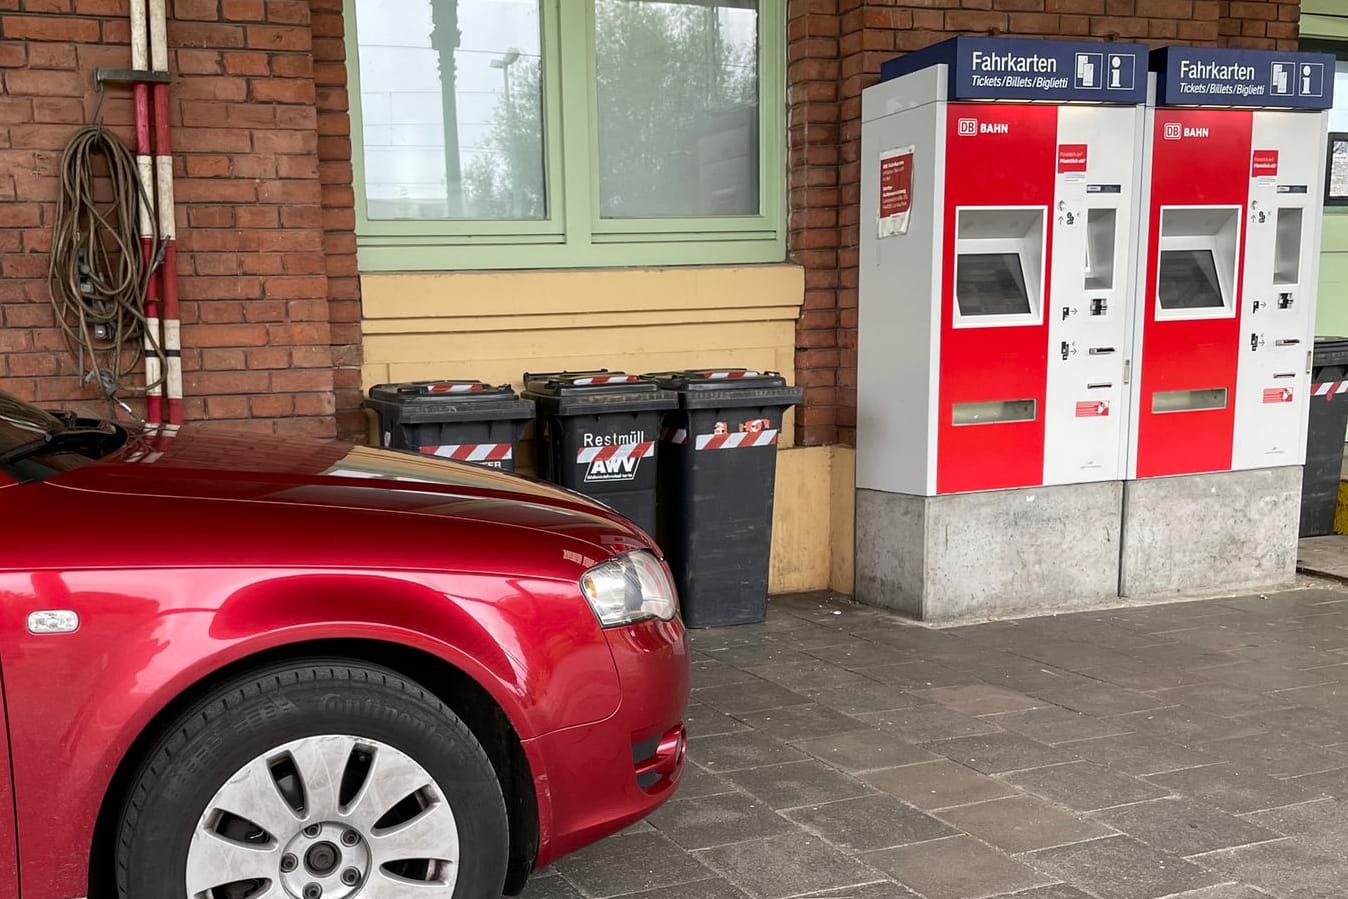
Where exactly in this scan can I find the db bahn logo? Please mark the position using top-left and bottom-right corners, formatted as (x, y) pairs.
(1163, 122), (1182, 140)
(958, 118), (978, 136)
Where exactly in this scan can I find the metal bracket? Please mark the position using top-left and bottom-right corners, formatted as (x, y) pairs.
(94, 68), (172, 86)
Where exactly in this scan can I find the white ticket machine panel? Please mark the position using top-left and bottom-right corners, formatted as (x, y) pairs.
(859, 37), (1147, 496)
(1128, 47), (1334, 478)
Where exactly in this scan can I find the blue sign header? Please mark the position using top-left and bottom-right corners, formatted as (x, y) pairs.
(880, 36), (1149, 105)
(1153, 47), (1335, 110)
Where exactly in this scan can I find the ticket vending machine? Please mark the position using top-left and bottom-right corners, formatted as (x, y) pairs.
(1120, 47), (1334, 597)
(856, 37), (1148, 620)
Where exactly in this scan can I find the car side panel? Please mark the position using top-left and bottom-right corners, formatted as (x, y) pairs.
(0, 567), (618, 899)
(0, 667), (19, 899)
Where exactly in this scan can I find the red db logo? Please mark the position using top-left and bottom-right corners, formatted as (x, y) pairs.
(1163, 122), (1182, 140)
(957, 118), (978, 136)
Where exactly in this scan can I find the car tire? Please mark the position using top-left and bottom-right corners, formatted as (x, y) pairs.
(114, 660), (509, 899)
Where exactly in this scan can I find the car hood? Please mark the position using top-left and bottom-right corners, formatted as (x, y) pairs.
(45, 424), (655, 558)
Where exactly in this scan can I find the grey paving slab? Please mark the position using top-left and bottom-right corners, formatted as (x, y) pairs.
(1152, 683), (1297, 718)
(736, 704), (872, 742)
(1199, 731), (1348, 778)
(864, 835), (1055, 899)
(1074, 656), (1215, 691)
(1026, 835), (1225, 899)
(861, 759), (1019, 810)
(554, 830), (715, 898)
(514, 872), (585, 898)
(1109, 706), (1267, 747)
(1058, 733), (1214, 778)
(861, 660), (982, 689)
(1195, 837), (1340, 899)
(937, 794), (1115, 853)
(1240, 705), (1348, 746)
(928, 732), (1078, 774)
(1297, 534), (1348, 581)
(724, 759), (875, 810)
(794, 728), (941, 774)
(857, 704), (1004, 743)
(600, 878), (750, 898)
(1033, 681), (1172, 717)
(790, 883), (922, 899)
(912, 683), (1047, 716)
(693, 832), (883, 899)
(1163, 887), (1279, 899)
(690, 658), (761, 688)
(806, 639), (910, 669)
(993, 705), (1136, 745)
(785, 793), (957, 852)
(1093, 797), (1283, 857)
(1198, 660), (1335, 692)
(1277, 764), (1348, 799)
(743, 660), (880, 693)
(692, 679), (812, 715)
(1146, 762), (1326, 814)
(708, 644), (828, 669)
(1269, 681), (1348, 715)
(805, 683), (933, 715)
(1002, 887), (1101, 899)
(1005, 760), (1169, 811)
(646, 791), (793, 850)
(690, 731), (808, 772)
(684, 702), (751, 739)
(673, 761), (737, 800)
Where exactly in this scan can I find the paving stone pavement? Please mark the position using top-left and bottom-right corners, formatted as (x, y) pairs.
(516, 586), (1348, 899)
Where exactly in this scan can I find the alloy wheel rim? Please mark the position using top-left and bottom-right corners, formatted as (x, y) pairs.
(185, 734), (459, 898)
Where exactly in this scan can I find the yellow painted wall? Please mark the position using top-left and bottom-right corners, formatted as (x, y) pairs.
(361, 263), (858, 595)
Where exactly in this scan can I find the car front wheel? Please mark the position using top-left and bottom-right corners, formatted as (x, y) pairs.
(115, 661), (509, 899)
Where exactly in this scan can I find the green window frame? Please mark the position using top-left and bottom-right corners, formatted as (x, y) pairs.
(343, 0), (787, 272)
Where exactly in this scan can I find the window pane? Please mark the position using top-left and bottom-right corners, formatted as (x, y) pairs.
(595, 0), (760, 219)
(1331, 61), (1348, 132)
(354, 0), (546, 221)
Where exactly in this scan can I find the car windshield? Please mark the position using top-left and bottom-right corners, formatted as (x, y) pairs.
(0, 391), (65, 452)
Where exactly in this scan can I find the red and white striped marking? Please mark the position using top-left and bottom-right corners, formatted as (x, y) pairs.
(576, 442), (655, 463)
(419, 443), (512, 463)
(1313, 381), (1348, 401)
(705, 370), (760, 379)
(572, 375), (639, 385)
(1263, 387), (1294, 404)
(1075, 400), (1110, 418)
(695, 429), (779, 451)
(661, 427), (689, 445)
(428, 383), (485, 394)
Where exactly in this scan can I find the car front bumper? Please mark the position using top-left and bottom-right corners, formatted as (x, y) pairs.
(524, 614), (690, 867)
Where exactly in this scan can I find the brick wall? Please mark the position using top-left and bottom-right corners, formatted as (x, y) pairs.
(0, 0), (360, 439)
(788, 0), (1303, 447)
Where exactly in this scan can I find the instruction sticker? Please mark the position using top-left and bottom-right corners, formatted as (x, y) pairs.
(878, 146), (914, 238)
(1058, 144), (1088, 174)
(1252, 149), (1279, 180)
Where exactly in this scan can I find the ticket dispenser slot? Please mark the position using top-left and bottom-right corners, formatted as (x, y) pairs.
(1085, 208), (1117, 293)
(953, 208), (1045, 326)
(1155, 207), (1239, 318)
(1274, 207), (1303, 288)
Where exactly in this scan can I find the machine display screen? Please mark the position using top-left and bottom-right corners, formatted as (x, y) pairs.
(1158, 249), (1224, 309)
(955, 253), (1032, 316)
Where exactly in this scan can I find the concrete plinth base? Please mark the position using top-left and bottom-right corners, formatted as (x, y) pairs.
(855, 482), (1123, 622)
(1120, 466), (1302, 598)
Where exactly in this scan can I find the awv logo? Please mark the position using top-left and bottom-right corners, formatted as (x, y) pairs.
(587, 456), (640, 481)
(957, 118), (978, 136)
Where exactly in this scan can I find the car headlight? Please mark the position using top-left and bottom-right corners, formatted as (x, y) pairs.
(580, 551), (678, 627)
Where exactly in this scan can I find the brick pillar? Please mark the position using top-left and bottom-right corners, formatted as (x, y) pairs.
(789, 0), (842, 446)
(310, 0), (363, 440)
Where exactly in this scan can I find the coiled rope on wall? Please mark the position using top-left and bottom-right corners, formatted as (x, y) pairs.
(48, 123), (163, 402)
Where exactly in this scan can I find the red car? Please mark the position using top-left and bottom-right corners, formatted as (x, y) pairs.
(0, 393), (689, 899)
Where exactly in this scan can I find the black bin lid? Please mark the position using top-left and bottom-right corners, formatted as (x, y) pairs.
(1314, 336), (1348, 368)
(369, 380), (517, 402)
(522, 370), (677, 413)
(366, 379), (534, 423)
(644, 369), (804, 410)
